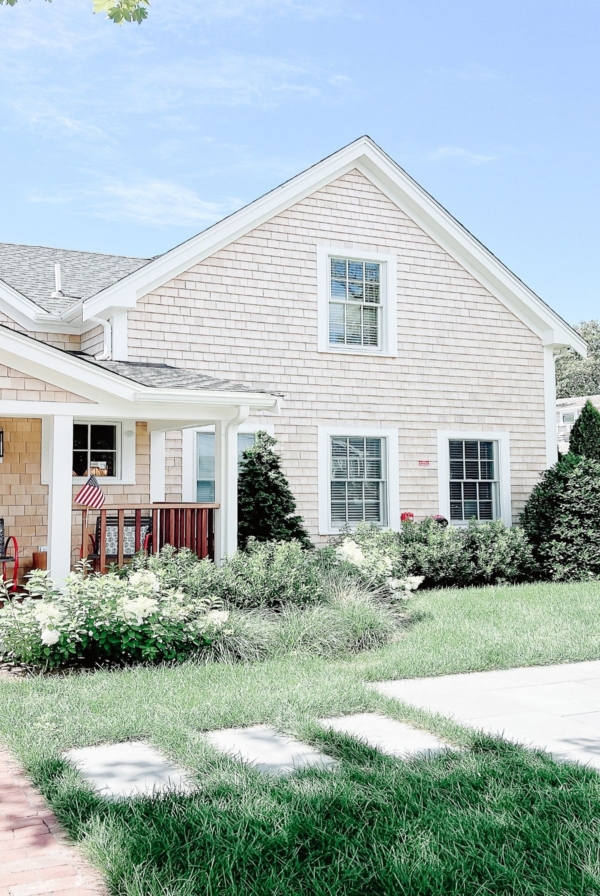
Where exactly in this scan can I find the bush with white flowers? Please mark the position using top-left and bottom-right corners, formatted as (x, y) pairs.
(0, 567), (230, 669)
(335, 533), (424, 596)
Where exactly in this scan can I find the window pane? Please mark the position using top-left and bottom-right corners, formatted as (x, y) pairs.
(348, 281), (364, 302)
(331, 279), (347, 298)
(362, 306), (379, 346)
(345, 305), (362, 344)
(73, 451), (88, 477)
(89, 452), (115, 477)
(91, 425), (116, 451)
(365, 262), (380, 281)
(329, 302), (345, 343)
(447, 439), (498, 522)
(73, 424), (88, 450)
(197, 433), (215, 479)
(331, 258), (346, 278)
(364, 282), (380, 304)
(197, 481), (215, 502)
(348, 260), (364, 280)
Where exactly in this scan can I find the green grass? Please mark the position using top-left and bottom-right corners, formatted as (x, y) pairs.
(2, 580), (600, 895)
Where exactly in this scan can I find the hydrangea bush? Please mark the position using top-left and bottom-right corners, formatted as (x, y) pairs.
(0, 567), (230, 669)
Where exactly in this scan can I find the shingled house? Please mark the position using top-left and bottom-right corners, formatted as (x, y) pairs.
(0, 137), (585, 581)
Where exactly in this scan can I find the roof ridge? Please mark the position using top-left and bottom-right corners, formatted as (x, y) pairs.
(0, 241), (152, 261)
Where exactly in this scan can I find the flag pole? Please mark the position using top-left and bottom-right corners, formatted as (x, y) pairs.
(81, 507), (88, 575)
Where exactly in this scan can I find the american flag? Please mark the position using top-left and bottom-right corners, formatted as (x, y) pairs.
(74, 476), (105, 509)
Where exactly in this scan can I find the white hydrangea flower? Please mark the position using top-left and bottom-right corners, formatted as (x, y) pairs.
(388, 575), (425, 593)
(40, 628), (60, 646)
(119, 595), (159, 625)
(336, 539), (366, 567)
(33, 603), (63, 626)
(129, 571), (160, 592)
(206, 610), (230, 626)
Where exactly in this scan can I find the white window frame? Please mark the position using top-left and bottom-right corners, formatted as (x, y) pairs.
(436, 430), (511, 526)
(316, 244), (397, 357)
(318, 425), (400, 535)
(67, 419), (136, 486)
(182, 422), (276, 502)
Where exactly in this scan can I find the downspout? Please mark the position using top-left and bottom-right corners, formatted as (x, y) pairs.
(88, 316), (112, 361)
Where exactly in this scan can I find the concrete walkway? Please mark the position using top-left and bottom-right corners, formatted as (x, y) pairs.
(0, 749), (106, 896)
(374, 659), (600, 769)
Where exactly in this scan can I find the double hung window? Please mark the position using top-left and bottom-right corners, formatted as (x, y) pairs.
(330, 436), (387, 526)
(448, 439), (498, 522)
(329, 258), (381, 349)
(196, 431), (256, 502)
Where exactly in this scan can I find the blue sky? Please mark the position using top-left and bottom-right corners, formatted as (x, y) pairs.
(0, 0), (598, 325)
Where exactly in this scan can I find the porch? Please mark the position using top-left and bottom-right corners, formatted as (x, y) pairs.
(0, 326), (279, 582)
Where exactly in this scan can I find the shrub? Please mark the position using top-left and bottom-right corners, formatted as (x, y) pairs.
(238, 431), (311, 548)
(569, 399), (600, 460)
(0, 568), (229, 670)
(521, 454), (600, 580)
(340, 519), (533, 589)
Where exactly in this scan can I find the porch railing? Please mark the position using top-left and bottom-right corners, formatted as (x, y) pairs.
(82, 503), (218, 573)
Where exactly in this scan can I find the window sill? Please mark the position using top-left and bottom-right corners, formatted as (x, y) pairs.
(71, 477), (136, 486)
(318, 347), (398, 358)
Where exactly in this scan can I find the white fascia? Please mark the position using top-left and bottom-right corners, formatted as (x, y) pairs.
(0, 279), (82, 334)
(77, 136), (585, 358)
(436, 430), (512, 526)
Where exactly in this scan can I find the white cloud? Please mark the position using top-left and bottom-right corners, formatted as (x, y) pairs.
(30, 178), (236, 228)
(428, 146), (497, 165)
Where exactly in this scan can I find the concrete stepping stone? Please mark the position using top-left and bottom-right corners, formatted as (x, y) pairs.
(63, 741), (193, 799)
(319, 712), (448, 758)
(205, 724), (337, 776)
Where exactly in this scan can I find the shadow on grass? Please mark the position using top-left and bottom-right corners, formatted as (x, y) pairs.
(29, 737), (600, 896)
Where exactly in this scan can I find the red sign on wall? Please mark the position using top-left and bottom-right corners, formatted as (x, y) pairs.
(418, 460), (430, 467)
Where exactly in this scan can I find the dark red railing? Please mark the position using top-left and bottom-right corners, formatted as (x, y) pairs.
(82, 503), (218, 574)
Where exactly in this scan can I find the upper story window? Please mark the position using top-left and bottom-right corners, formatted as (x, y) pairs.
(73, 423), (119, 478)
(329, 258), (381, 349)
(448, 439), (498, 522)
(316, 246), (397, 357)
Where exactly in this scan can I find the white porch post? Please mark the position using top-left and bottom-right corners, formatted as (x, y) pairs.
(214, 407), (249, 563)
(150, 430), (166, 503)
(46, 415), (73, 582)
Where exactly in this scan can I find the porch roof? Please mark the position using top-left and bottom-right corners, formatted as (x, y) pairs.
(0, 324), (280, 420)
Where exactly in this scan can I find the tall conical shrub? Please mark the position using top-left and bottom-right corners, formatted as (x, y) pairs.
(569, 399), (600, 460)
(238, 431), (311, 549)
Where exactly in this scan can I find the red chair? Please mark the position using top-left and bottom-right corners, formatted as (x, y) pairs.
(0, 518), (19, 593)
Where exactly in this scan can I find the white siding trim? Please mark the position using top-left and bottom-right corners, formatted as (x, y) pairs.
(317, 425), (400, 535)
(150, 430), (166, 502)
(544, 345), (558, 467)
(436, 430), (512, 526)
(316, 244), (398, 356)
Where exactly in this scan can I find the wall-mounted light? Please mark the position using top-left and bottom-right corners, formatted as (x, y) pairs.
(0, 427), (4, 462)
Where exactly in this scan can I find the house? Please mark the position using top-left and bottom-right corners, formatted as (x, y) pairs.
(556, 395), (600, 453)
(0, 136), (586, 582)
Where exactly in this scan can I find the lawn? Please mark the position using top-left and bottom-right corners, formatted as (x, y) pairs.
(2, 580), (600, 895)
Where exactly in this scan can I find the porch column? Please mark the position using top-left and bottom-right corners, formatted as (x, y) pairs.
(46, 415), (73, 582)
(150, 430), (166, 503)
(214, 407), (249, 563)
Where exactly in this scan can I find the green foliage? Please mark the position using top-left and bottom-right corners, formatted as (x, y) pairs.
(0, 567), (228, 670)
(342, 520), (533, 589)
(238, 432), (311, 549)
(568, 399), (600, 459)
(521, 454), (600, 580)
(556, 319), (600, 398)
(0, 0), (150, 25)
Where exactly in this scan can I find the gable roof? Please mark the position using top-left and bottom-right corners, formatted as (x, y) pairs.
(0, 243), (151, 315)
(0, 137), (586, 355)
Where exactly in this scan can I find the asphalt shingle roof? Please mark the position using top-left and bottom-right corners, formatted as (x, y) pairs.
(0, 243), (151, 314)
(73, 356), (274, 394)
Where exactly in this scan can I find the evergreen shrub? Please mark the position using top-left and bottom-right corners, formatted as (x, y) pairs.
(521, 454), (600, 580)
(569, 399), (600, 460)
(238, 432), (311, 548)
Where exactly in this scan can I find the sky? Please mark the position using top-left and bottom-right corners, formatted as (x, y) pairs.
(0, 0), (599, 326)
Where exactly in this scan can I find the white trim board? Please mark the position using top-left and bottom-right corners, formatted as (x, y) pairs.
(316, 244), (398, 357)
(436, 430), (512, 526)
(317, 425), (400, 536)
